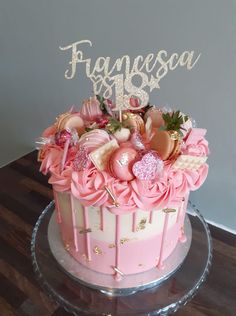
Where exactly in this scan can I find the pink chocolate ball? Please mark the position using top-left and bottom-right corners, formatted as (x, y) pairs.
(108, 147), (138, 181)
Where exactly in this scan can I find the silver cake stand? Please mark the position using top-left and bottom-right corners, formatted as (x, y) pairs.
(31, 201), (212, 315)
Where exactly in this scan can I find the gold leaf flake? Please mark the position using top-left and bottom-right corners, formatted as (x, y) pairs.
(120, 238), (129, 244)
(79, 228), (92, 234)
(112, 266), (124, 276)
(136, 218), (147, 231)
(104, 186), (119, 207)
(163, 208), (176, 213)
(93, 246), (102, 255)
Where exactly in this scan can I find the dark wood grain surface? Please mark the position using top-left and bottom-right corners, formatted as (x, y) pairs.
(0, 151), (235, 316)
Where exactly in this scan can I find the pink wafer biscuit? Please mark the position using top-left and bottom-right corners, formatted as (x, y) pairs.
(185, 128), (206, 145)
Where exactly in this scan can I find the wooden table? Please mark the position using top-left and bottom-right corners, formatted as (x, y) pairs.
(0, 151), (235, 316)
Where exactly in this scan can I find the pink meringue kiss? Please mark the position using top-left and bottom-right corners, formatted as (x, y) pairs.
(108, 147), (139, 181)
(78, 129), (111, 153)
(56, 112), (84, 135)
(144, 107), (164, 128)
(80, 96), (103, 121)
(132, 151), (164, 181)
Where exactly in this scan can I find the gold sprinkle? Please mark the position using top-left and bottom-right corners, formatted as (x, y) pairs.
(112, 266), (124, 276)
(136, 218), (147, 231)
(93, 246), (102, 255)
(169, 131), (180, 140)
(104, 186), (119, 207)
(120, 238), (129, 244)
(108, 244), (116, 248)
(163, 208), (176, 213)
(79, 228), (92, 234)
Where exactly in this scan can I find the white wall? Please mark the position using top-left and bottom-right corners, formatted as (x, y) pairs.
(1, 0), (236, 230)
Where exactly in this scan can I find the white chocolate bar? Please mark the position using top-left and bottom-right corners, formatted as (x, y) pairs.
(89, 139), (119, 171)
(172, 155), (207, 170)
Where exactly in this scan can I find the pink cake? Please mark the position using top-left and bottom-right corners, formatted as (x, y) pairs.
(37, 96), (209, 281)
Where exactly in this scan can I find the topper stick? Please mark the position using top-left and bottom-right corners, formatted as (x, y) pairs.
(119, 108), (122, 122)
(113, 74), (124, 122)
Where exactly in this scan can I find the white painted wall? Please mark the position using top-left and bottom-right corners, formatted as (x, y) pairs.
(1, 0), (236, 230)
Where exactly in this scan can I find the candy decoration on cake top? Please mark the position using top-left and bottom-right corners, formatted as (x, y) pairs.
(37, 95), (209, 213)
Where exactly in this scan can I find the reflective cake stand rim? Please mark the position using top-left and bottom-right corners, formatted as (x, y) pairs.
(31, 201), (213, 316)
(47, 210), (192, 296)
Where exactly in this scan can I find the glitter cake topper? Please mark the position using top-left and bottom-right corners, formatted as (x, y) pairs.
(60, 40), (201, 111)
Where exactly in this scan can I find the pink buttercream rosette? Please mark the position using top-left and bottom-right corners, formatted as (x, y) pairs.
(71, 167), (137, 214)
(69, 162), (208, 213)
(40, 144), (78, 192)
(39, 116), (209, 213)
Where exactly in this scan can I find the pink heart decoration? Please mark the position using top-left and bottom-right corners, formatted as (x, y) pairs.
(132, 151), (164, 181)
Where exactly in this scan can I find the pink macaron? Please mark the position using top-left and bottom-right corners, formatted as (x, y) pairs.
(57, 112), (85, 136)
(108, 147), (138, 181)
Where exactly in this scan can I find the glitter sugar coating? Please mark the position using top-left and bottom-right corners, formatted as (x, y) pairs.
(132, 151), (164, 181)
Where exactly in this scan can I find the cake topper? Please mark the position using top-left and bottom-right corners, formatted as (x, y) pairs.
(60, 39), (201, 113)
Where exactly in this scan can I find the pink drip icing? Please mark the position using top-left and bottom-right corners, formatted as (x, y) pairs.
(176, 199), (184, 224)
(70, 194), (79, 252)
(178, 192), (189, 242)
(179, 233), (187, 243)
(149, 210), (153, 224)
(82, 206), (91, 261)
(100, 206), (104, 231)
(157, 212), (170, 270)
(115, 273), (122, 282)
(132, 212), (137, 232)
(114, 214), (122, 281)
(61, 138), (70, 172)
(53, 190), (62, 223)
